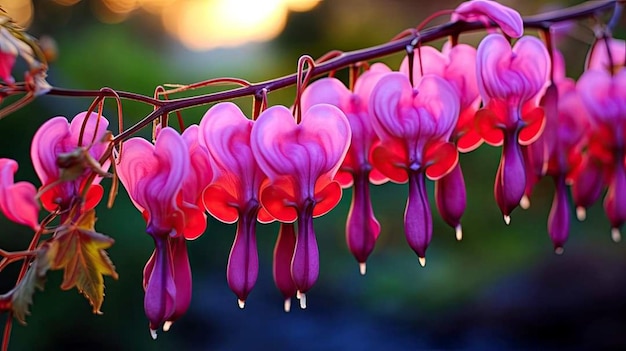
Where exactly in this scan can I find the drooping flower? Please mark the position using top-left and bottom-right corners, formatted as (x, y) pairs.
(251, 104), (350, 307)
(0, 158), (39, 230)
(30, 112), (110, 212)
(370, 72), (459, 265)
(300, 63), (390, 274)
(516, 50), (589, 251)
(452, 0), (524, 39)
(116, 127), (192, 338)
(400, 43), (480, 239)
(475, 34), (550, 223)
(577, 67), (626, 241)
(199, 102), (273, 308)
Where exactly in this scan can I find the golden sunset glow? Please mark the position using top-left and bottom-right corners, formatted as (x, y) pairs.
(162, 0), (321, 51)
(49, 0), (321, 50)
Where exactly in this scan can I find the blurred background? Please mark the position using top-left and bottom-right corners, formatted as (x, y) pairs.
(0, 0), (625, 350)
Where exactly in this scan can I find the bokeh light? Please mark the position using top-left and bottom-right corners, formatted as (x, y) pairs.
(48, 0), (321, 50)
(0, 0), (33, 28)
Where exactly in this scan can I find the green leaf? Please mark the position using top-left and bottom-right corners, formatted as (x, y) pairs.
(9, 249), (50, 325)
(47, 210), (119, 314)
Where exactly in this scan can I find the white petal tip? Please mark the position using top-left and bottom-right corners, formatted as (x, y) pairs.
(554, 247), (564, 255)
(611, 228), (621, 243)
(503, 215), (511, 225)
(296, 290), (302, 300)
(284, 298), (291, 313)
(163, 321), (172, 332)
(237, 299), (246, 309)
(298, 292), (307, 309)
(150, 329), (158, 340)
(576, 207), (586, 221)
(359, 262), (367, 275)
(520, 195), (530, 210)
(418, 256), (426, 267)
(455, 225), (463, 241)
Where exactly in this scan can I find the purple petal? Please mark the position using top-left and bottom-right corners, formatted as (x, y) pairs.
(168, 236), (192, 324)
(144, 235), (176, 331)
(548, 175), (570, 251)
(227, 207), (259, 306)
(435, 162), (466, 235)
(404, 171), (432, 262)
(604, 162), (626, 233)
(495, 131), (526, 218)
(346, 170), (381, 266)
(291, 202), (319, 296)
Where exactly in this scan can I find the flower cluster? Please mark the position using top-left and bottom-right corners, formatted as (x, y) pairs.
(0, 0), (624, 344)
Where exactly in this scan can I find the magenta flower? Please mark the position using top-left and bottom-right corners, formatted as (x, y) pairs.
(30, 112), (110, 212)
(251, 104), (350, 307)
(199, 102), (273, 308)
(452, 0), (524, 38)
(0, 158), (39, 230)
(577, 68), (626, 241)
(475, 34), (550, 222)
(116, 127), (192, 338)
(400, 43), (481, 239)
(300, 63), (390, 274)
(370, 73), (459, 265)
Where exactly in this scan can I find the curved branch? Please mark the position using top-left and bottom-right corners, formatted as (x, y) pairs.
(112, 0), (618, 143)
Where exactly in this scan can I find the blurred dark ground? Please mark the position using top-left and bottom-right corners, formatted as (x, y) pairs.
(0, 0), (625, 350)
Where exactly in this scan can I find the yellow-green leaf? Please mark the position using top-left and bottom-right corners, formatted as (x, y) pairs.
(47, 210), (119, 314)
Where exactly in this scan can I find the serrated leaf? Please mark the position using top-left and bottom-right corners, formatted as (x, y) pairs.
(47, 210), (119, 314)
(9, 249), (50, 325)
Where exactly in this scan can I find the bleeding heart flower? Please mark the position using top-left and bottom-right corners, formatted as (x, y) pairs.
(251, 104), (350, 307)
(577, 68), (626, 241)
(400, 43), (481, 239)
(0, 158), (39, 230)
(116, 127), (192, 338)
(452, 0), (524, 38)
(475, 34), (550, 222)
(30, 112), (110, 213)
(199, 102), (273, 308)
(300, 63), (390, 274)
(370, 72), (459, 264)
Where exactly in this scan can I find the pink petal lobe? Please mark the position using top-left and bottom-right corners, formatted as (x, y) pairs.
(452, 0), (524, 38)
(0, 159), (39, 229)
(31, 116), (71, 185)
